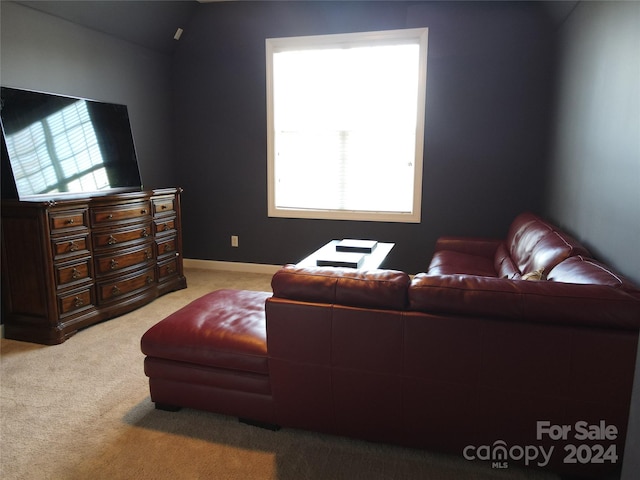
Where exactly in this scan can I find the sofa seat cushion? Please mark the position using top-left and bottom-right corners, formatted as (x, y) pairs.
(141, 289), (271, 374)
(427, 250), (497, 277)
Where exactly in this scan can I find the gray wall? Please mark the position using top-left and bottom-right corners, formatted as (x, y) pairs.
(172, 1), (557, 273)
(543, 2), (640, 478)
(0, 1), (176, 188)
(545, 0), (640, 285)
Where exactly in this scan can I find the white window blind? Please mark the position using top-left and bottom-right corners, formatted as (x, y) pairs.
(266, 28), (428, 223)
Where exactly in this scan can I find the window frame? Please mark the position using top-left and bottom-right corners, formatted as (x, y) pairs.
(266, 27), (428, 223)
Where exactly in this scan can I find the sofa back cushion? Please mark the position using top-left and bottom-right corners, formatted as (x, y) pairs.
(409, 273), (640, 330)
(506, 212), (590, 275)
(271, 265), (410, 310)
(549, 256), (640, 293)
(493, 243), (521, 279)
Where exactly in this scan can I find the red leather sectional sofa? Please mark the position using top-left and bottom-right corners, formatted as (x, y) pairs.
(141, 212), (640, 478)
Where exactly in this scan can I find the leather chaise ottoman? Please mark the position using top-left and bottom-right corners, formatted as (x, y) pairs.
(141, 289), (276, 425)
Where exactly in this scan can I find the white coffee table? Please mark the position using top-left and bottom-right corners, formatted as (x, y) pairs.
(297, 239), (394, 270)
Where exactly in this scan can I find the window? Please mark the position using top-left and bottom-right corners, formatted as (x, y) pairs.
(266, 28), (428, 223)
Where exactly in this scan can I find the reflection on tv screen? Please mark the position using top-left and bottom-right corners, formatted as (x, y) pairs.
(5, 100), (110, 196)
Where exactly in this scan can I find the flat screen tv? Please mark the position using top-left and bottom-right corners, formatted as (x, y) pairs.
(1, 86), (143, 200)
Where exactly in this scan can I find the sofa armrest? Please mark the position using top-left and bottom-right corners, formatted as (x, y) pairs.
(271, 265), (410, 310)
(409, 273), (640, 330)
(434, 237), (502, 259)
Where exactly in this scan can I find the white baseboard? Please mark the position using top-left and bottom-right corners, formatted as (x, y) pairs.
(183, 259), (283, 275)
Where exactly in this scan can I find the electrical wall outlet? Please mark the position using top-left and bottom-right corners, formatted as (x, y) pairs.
(231, 235), (239, 247)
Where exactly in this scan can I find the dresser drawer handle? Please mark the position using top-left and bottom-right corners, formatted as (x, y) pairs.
(161, 204), (168, 210)
(144, 250), (151, 260)
(163, 223), (170, 231)
(68, 241), (79, 252)
(111, 285), (121, 296)
(146, 275), (153, 285)
(107, 235), (118, 245)
(141, 228), (149, 238)
(107, 214), (113, 220)
(141, 209), (148, 215)
(166, 266), (175, 274)
(71, 267), (80, 279)
(163, 243), (172, 252)
(66, 218), (75, 225)
(110, 259), (119, 270)
(74, 296), (84, 307)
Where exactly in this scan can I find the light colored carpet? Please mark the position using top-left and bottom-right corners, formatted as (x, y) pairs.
(1, 268), (559, 480)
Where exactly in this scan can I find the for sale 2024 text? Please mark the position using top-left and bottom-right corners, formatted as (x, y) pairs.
(538, 420), (619, 465)
(463, 420), (619, 469)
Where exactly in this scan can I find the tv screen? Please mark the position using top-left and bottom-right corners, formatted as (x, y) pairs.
(1, 87), (143, 200)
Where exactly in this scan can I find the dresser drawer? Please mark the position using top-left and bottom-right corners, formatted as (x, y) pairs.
(91, 201), (151, 225)
(58, 287), (95, 317)
(50, 209), (88, 233)
(158, 256), (179, 281)
(153, 217), (176, 235)
(156, 236), (177, 258)
(95, 244), (154, 276)
(152, 196), (176, 216)
(93, 223), (152, 250)
(97, 267), (155, 303)
(52, 233), (91, 260)
(55, 258), (92, 288)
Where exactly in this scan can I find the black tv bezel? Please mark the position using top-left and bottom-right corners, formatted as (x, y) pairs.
(1, 86), (144, 202)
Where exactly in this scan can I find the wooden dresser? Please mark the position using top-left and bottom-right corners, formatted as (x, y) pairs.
(1, 187), (187, 344)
